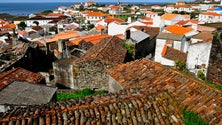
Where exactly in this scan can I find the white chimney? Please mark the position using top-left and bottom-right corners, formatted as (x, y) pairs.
(191, 24), (198, 31)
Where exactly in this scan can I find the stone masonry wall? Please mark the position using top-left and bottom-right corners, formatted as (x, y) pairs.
(207, 32), (222, 85)
(73, 59), (112, 90)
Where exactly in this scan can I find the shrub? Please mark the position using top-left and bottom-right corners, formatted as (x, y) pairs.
(182, 109), (208, 125)
(81, 88), (93, 96)
(197, 70), (205, 80)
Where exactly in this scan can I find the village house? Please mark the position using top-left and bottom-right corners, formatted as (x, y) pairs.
(145, 11), (158, 19)
(154, 32), (188, 66)
(107, 58), (222, 124)
(198, 12), (222, 23)
(151, 5), (163, 10)
(109, 5), (122, 15)
(186, 31), (213, 76)
(163, 24), (199, 37)
(95, 17), (125, 27)
(85, 12), (107, 24)
(125, 26), (160, 59)
(53, 36), (127, 90)
(161, 13), (190, 26)
(84, 0), (96, 7)
(0, 67), (57, 112)
(25, 14), (69, 27)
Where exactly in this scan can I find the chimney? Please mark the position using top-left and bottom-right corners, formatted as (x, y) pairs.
(191, 24), (198, 31)
(57, 39), (63, 52)
(125, 29), (131, 40)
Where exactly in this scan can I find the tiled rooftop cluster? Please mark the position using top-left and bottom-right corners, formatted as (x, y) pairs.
(107, 58), (222, 124)
(0, 67), (44, 90)
(0, 90), (184, 124)
(162, 45), (187, 62)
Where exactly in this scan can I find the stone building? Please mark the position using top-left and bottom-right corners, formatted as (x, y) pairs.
(53, 36), (127, 90)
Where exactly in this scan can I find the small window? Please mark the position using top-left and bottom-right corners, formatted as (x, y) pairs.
(195, 65), (201, 69)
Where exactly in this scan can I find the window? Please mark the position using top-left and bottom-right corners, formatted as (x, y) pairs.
(195, 65), (201, 69)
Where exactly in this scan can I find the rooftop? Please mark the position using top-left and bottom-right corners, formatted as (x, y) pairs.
(107, 58), (222, 124)
(157, 32), (184, 41)
(0, 89), (183, 124)
(162, 45), (187, 62)
(165, 25), (194, 35)
(0, 67), (44, 90)
(0, 81), (57, 105)
(76, 36), (127, 64)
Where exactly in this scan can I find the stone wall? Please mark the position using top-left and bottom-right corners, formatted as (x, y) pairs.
(207, 32), (222, 85)
(74, 59), (112, 90)
(54, 59), (112, 90)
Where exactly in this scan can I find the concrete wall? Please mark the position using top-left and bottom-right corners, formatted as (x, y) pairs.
(108, 75), (123, 93)
(186, 42), (212, 75)
(154, 39), (175, 66)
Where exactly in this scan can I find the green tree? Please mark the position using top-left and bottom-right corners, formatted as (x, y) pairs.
(40, 10), (53, 14)
(77, 5), (85, 11)
(18, 21), (27, 30)
(81, 88), (94, 96)
(33, 21), (39, 26)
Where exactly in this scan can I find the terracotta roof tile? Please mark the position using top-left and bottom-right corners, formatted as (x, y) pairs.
(0, 90), (183, 124)
(87, 12), (107, 17)
(176, 20), (199, 26)
(69, 34), (109, 45)
(0, 68), (44, 90)
(107, 58), (222, 124)
(76, 36), (127, 64)
(162, 45), (187, 62)
(161, 14), (179, 20)
(201, 12), (222, 16)
(165, 25), (194, 35)
(192, 31), (213, 43)
(45, 30), (79, 43)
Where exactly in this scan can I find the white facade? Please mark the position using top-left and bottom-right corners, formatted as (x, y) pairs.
(85, 15), (105, 24)
(162, 15), (187, 26)
(164, 6), (175, 13)
(186, 42), (212, 76)
(108, 21), (146, 36)
(154, 36), (187, 66)
(25, 20), (52, 27)
(146, 12), (158, 18)
(154, 39), (175, 66)
(198, 13), (222, 23)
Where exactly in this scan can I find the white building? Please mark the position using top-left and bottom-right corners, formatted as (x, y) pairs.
(108, 21), (146, 36)
(85, 12), (107, 24)
(198, 12), (222, 23)
(146, 11), (158, 18)
(186, 31), (213, 76)
(161, 13), (189, 26)
(155, 32), (188, 66)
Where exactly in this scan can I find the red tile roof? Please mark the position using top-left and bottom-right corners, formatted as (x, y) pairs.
(162, 45), (187, 62)
(87, 12), (107, 17)
(77, 36), (127, 64)
(32, 26), (43, 31)
(192, 31), (213, 43)
(107, 58), (222, 124)
(201, 12), (222, 16)
(0, 68), (44, 90)
(176, 20), (199, 26)
(165, 25), (194, 35)
(0, 90), (183, 124)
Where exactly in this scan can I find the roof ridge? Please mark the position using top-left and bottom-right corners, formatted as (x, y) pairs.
(95, 36), (115, 59)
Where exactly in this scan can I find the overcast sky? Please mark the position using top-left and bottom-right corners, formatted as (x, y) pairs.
(0, 0), (194, 3)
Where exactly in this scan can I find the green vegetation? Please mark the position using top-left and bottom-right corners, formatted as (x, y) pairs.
(76, 5), (85, 11)
(33, 21), (39, 26)
(57, 88), (108, 101)
(182, 109), (208, 125)
(174, 60), (188, 73)
(17, 21), (27, 30)
(39, 10), (53, 15)
(114, 15), (129, 21)
(206, 81), (222, 91)
(122, 42), (134, 55)
(197, 70), (205, 80)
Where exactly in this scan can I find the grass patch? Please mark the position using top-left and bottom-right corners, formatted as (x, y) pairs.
(57, 88), (108, 101)
(206, 82), (222, 91)
(182, 109), (208, 125)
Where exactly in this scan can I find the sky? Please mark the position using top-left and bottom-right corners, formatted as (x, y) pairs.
(0, 0), (194, 3)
